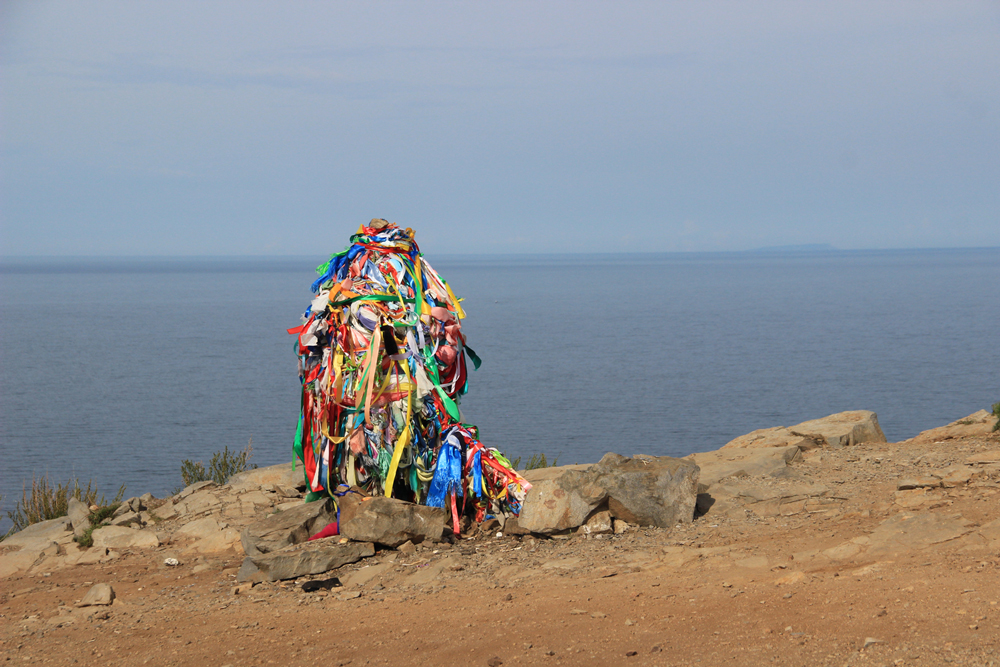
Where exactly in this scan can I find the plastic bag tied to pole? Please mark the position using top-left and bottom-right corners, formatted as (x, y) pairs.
(289, 220), (529, 527)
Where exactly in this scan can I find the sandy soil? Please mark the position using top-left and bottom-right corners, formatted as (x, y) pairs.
(4, 431), (1000, 667)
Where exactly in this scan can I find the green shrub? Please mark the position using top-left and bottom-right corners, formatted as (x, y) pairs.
(992, 402), (1000, 432)
(508, 452), (559, 471)
(181, 441), (258, 487)
(2, 475), (125, 539)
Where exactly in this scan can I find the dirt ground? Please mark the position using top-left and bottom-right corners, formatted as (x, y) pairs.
(4, 431), (1000, 667)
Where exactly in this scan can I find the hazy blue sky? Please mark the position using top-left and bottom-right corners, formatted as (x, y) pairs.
(2, 2), (998, 255)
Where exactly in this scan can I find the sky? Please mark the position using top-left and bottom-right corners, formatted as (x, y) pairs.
(1, 1), (998, 256)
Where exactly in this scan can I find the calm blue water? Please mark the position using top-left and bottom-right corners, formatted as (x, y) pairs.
(2, 249), (998, 533)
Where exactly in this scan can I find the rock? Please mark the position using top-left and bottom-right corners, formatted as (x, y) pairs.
(175, 517), (224, 540)
(397, 540), (417, 554)
(340, 496), (448, 547)
(77, 583), (115, 607)
(519, 455), (699, 533)
(110, 511), (141, 527)
(721, 427), (814, 451)
(967, 450), (1000, 465)
(703, 480), (838, 518)
(688, 447), (802, 487)
(1, 517), (72, 549)
(240, 498), (336, 557)
(175, 480), (216, 500)
(897, 476), (942, 490)
(612, 519), (630, 534)
(592, 453), (699, 528)
(242, 538), (375, 582)
(91, 526), (160, 550)
(151, 503), (177, 521)
(139, 492), (155, 504)
(866, 512), (974, 556)
(175, 489), (222, 517)
(228, 461), (304, 493)
(188, 528), (242, 554)
(112, 500), (135, 519)
(910, 410), (997, 444)
(68, 498), (91, 539)
(579, 510), (613, 536)
(723, 411), (886, 450)
(518, 466), (609, 534)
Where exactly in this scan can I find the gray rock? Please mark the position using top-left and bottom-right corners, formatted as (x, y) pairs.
(77, 583), (115, 607)
(110, 511), (141, 527)
(139, 492), (155, 504)
(241, 538), (375, 582)
(240, 498), (336, 557)
(113, 498), (137, 519)
(591, 453), (699, 528)
(340, 496), (448, 547)
(519, 454), (700, 533)
(579, 510), (613, 536)
(68, 498), (91, 539)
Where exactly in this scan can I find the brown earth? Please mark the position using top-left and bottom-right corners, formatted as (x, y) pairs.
(4, 427), (1000, 667)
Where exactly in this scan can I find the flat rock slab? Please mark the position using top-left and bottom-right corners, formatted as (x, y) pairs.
(910, 410), (997, 444)
(340, 496), (448, 547)
(240, 497), (336, 556)
(723, 410), (886, 450)
(229, 461), (304, 493)
(91, 526), (160, 550)
(687, 446), (802, 487)
(867, 512), (974, 556)
(240, 538), (374, 582)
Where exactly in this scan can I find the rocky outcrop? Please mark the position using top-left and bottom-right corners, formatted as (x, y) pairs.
(723, 411), (886, 450)
(340, 496), (448, 547)
(91, 526), (160, 549)
(518, 453), (700, 534)
(907, 410), (997, 444)
(240, 498), (336, 557)
(238, 538), (375, 582)
(687, 446), (802, 487)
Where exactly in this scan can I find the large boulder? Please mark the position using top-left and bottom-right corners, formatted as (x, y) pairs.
(517, 465), (608, 534)
(238, 538), (374, 582)
(908, 410), (997, 444)
(340, 496), (448, 547)
(240, 497), (336, 557)
(723, 411), (886, 450)
(518, 454), (700, 534)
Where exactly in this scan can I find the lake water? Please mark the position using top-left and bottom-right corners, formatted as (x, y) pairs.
(2, 248), (998, 532)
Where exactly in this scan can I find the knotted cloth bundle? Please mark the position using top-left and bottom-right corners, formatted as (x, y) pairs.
(289, 219), (530, 528)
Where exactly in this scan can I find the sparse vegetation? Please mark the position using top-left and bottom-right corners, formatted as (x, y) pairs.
(2, 475), (125, 540)
(992, 402), (1000, 432)
(72, 502), (123, 548)
(180, 441), (258, 487)
(509, 453), (559, 471)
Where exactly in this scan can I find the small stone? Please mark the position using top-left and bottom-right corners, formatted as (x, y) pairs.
(624, 619), (634, 626)
(863, 637), (883, 649)
(77, 583), (115, 607)
(487, 658), (503, 667)
(626, 651), (638, 657)
(338, 590), (362, 601)
(590, 612), (606, 619)
(398, 540), (417, 554)
(231, 583), (255, 595)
